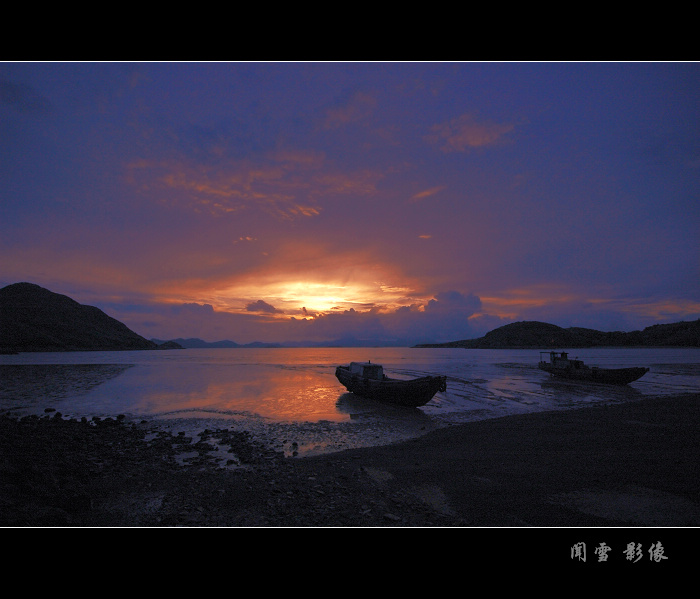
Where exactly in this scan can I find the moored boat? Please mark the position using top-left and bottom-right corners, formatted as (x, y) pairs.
(335, 361), (447, 407)
(538, 351), (649, 385)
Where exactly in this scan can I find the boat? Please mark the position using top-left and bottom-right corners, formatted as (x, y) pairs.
(335, 361), (447, 407)
(538, 351), (649, 385)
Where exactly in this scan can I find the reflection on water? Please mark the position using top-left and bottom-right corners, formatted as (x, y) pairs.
(1, 362), (349, 422)
(1, 347), (698, 456)
(0, 364), (133, 413)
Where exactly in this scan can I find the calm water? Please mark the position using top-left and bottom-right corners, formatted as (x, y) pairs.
(1, 347), (699, 456)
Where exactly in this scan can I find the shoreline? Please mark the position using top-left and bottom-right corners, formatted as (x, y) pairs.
(1, 392), (698, 529)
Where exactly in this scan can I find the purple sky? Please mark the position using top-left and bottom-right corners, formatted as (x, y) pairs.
(1, 62), (698, 345)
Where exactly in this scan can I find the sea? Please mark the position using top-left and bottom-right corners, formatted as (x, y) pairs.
(1, 347), (698, 457)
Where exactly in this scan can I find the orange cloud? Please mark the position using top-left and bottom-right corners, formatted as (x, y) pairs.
(482, 285), (577, 310)
(323, 91), (377, 129)
(612, 297), (700, 322)
(409, 186), (445, 202)
(125, 153), (381, 220)
(425, 113), (515, 152)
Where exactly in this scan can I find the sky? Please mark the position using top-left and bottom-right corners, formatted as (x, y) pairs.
(1, 61), (699, 345)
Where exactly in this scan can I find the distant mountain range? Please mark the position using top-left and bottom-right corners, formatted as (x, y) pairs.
(0, 282), (178, 353)
(415, 320), (700, 349)
(150, 338), (282, 349)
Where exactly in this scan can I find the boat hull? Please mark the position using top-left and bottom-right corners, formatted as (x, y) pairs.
(335, 366), (446, 407)
(538, 363), (649, 385)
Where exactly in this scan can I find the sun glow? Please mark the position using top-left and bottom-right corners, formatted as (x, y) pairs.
(202, 244), (427, 319)
(278, 282), (358, 313)
(214, 274), (423, 319)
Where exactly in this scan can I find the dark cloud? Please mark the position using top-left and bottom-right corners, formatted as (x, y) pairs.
(279, 292), (486, 345)
(246, 299), (282, 314)
(0, 79), (52, 113)
(426, 291), (482, 315)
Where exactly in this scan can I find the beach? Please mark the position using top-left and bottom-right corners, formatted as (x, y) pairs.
(1, 392), (698, 530)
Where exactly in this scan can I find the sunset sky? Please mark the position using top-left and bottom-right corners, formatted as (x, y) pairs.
(2, 61), (699, 345)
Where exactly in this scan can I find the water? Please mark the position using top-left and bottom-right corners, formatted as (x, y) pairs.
(1, 347), (698, 457)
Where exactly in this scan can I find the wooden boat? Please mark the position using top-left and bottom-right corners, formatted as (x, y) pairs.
(538, 351), (649, 385)
(335, 361), (447, 407)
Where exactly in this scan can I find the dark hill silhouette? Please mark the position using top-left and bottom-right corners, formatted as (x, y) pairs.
(0, 282), (159, 352)
(415, 319), (700, 349)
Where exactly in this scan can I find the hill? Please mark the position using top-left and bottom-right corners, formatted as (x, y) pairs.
(151, 338), (282, 349)
(415, 319), (700, 349)
(0, 282), (163, 352)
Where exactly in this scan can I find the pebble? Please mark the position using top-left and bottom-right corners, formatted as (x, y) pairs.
(383, 513), (401, 521)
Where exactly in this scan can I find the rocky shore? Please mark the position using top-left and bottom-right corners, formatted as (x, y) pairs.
(2, 393), (699, 530)
(0, 411), (453, 527)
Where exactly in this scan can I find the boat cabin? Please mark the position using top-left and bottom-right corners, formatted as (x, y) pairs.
(349, 361), (385, 380)
(539, 351), (586, 369)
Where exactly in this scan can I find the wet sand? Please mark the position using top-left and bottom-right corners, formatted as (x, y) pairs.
(1, 393), (698, 536)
